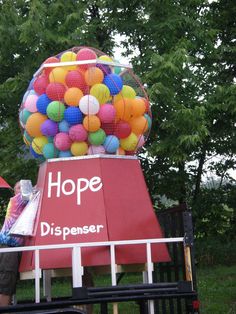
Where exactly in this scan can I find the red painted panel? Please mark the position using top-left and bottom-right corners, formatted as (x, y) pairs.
(0, 176), (11, 189)
(20, 156), (170, 272)
(101, 158), (170, 263)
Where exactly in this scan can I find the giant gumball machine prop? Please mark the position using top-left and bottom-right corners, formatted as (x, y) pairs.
(18, 47), (170, 274)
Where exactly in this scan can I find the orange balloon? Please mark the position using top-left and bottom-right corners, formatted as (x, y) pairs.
(131, 98), (146, 117)
(84, 67), (104, 86)
(83, 115), (101, 132)
(116, 147), (125, 155)
(113, 98), (132, 122)
(64, 87), (83, 106)
(25, 112), (48, 137)
(49, 67), (67, 84)
(129, 116), (148, 135)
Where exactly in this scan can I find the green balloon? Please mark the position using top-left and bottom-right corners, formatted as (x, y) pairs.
(88, 129), (106, 145)
(20, 109), (32, 124)
(114, 60), (122, 75)
(47, 136), (54, 143)
(23, 130), (33, 143)
(46, 101), (65, 122)
(43, 143), (59, 159)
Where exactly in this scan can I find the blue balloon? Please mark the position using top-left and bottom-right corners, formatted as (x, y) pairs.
(64, 107), (83, 125)
(59, 150), (72, 158)
(144, 114), (152, 129)
(58, 120), (70, 133)
(30, 145), (42, 158)
(104, 135), (120, 153)
(28, 77), (36, 90)
(36, 94), (51, 114)
(103, 74), (123, 95)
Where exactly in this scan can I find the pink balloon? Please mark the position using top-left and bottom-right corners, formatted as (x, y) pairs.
(98, 104), (116, 123)
(24, 94), (39, 113)
(88, 145), (105, 155)
(69, 124), (88, 141)
(137, 135), (145, 148)
(54, 132), (72, 151)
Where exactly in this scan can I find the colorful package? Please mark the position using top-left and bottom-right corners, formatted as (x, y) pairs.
(0, 193), (28, 246)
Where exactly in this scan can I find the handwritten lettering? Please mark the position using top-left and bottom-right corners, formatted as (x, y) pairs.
(40, 222), (104, 241)
(47, 171), (103, 205)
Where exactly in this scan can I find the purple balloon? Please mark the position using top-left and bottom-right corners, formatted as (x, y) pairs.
(41, 119), (58, 137)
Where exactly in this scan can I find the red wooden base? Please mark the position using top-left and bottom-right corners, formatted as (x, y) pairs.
(20, 156), (170, 271)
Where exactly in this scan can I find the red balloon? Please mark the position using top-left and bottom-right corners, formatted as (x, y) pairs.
(65, 70), (87, 93)
(101, 122), (115, 135)
(125, 150), (135, 155)
(46, 83), (66, 101)
(114, 121), (131, 139)
(33, 75), (49, 95)
(43, 57), (59, 76)
(76, 48), (97, 71)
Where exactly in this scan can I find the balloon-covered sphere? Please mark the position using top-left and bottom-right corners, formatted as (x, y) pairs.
(19, 46), (151, 160)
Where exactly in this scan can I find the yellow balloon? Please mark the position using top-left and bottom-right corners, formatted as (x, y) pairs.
(120, 132), (138, 151)
(49, 67), (67, 84)
(90, 83), (110, 104)
(98, 55), (113, 76)
(71, 142), (88, 156)
(99, 55), (113, 62)
(32, 136), (48, 154)
(114, 85), (136, 103)
(60, 51), (77, 70)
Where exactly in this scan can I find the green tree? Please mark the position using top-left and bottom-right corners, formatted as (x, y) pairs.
(0, 0), (235, 240)
(0, 0), (115, 215)
(107, 0), (236, 240)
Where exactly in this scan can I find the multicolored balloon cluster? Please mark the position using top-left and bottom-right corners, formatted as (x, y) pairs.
(19, 47), (152, 160)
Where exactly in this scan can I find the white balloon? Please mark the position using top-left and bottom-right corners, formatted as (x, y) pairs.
(79, 95), (100, 115)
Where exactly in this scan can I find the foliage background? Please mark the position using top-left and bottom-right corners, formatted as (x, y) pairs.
(0, 0), (235, 263)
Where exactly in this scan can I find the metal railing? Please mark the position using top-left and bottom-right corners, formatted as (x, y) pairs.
(0, 237), (184, 308)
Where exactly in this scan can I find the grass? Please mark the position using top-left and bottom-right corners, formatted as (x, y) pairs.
(197, 265), (236, 313)
(16, 265), (236, 313)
